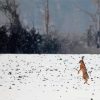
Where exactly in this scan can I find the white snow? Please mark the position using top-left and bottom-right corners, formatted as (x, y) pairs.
(0, 54), (100, 100)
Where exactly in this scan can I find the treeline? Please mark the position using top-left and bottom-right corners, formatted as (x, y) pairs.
(0, 25), (61, 53)
(0, 23), (100, 54)
(0, 0), (61, 54)
(0, 0), (100, 54)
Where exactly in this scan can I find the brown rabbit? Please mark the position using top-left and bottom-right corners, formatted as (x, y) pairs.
(78, 56), (89, 85)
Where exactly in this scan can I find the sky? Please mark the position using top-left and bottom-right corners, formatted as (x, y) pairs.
(0, 0), (97, 34)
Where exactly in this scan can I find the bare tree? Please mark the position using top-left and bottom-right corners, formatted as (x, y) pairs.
(75, 0), (100, 47)
(0, 0), (21, 28)
(75, 4), (97, 31)
(77, 0), (100, 31)
(44, 0), (50, 34)
(91, 0), (100, 31)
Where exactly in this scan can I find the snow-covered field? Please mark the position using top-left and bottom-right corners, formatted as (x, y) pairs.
(0, 54), (100, 100)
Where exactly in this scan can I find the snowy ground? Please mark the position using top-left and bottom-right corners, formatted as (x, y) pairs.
(0, 54), (100, 100)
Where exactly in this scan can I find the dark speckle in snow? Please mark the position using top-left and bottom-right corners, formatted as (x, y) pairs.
(8, 72), (12, 75)
(9, 86), (12, 89)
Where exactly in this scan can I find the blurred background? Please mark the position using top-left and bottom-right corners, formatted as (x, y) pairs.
(0, 0), (100, 53)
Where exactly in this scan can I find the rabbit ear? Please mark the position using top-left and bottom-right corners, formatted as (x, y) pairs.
(82, 56), (84, 59)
